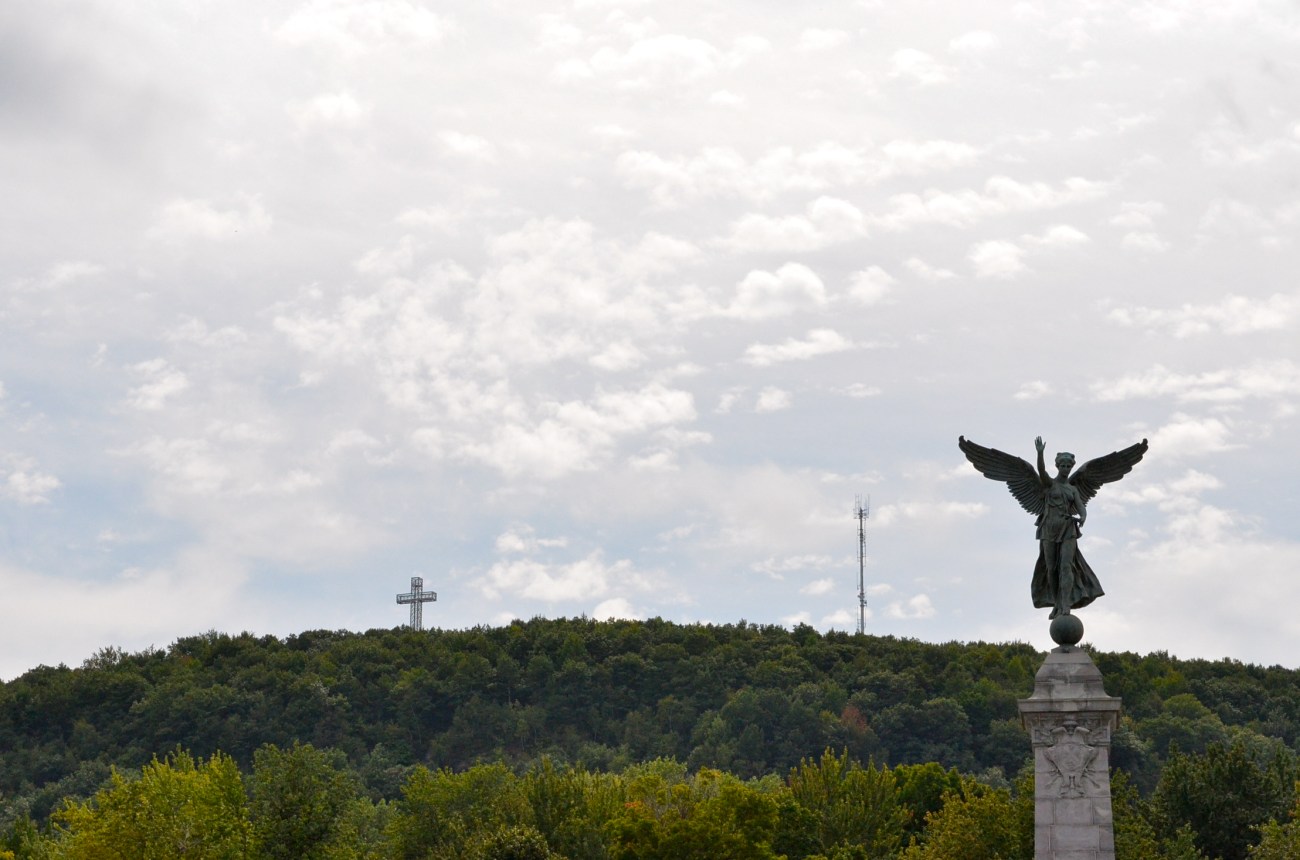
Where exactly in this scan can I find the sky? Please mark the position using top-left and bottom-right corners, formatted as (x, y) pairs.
(2, 0), (1300, 680)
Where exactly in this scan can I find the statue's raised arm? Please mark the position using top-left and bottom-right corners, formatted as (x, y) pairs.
(958, 434), (1149, 627)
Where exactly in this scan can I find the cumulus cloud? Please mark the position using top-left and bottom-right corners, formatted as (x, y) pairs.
(969, 240), (1027, 278)
(1110, 201), (1166, 228)
(797, 28), (851, 51)
(1121, 232), (1170, 252)
(718, 197), (866, 252)
(128, 359), (190, 410)
(148, 196), (272, 241)
(873, 501), (987, 527)
(288, 91), (366, 129)
(948, 30), (1000, 56)
(1014, 380), (1052, 400)
(726, 263), (827, 319)
(1024, 224), (1090, 247)
(873, 176), (1109, 231)
(554, 33), (762, 90)
(1108, 293), (1297, 337)
(477, 551), (640, 603)
(743, 329), (855, 366)
(847, 266), (894, 304)
(616, 139), (976, 207)
(887, 594), (936, 619)
(593, 597), (642, 620)
(755, 387), (793, 413)
(904, 257), (956, 281)
(889, 49), (952, 85)
(1, 457), (61, 505)
(439, 130), (497, 161)
(801, 577), (836, 595)
(1091, 362), (1300, 403)
(276, 0), (453, 56)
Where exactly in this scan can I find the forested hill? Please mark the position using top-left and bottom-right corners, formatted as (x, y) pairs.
(3, 617), (1298, 818)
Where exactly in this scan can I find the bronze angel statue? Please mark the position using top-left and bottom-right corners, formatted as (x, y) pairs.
(958, 435), (1148, 619)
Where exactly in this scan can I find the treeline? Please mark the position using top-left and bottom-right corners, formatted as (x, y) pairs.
(4, 741), (1300, 859)
(3, 618), (1300, 851)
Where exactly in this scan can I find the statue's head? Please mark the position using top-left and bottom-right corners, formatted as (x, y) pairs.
(1055, 452), (1075, 471)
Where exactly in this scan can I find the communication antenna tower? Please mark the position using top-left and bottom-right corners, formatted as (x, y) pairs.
(396, 576), (437, 631)
(855, 496), (870, 635)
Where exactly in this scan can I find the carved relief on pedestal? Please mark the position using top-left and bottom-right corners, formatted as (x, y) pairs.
(1029, 718), (1109, 798)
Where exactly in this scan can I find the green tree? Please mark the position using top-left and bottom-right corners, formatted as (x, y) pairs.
(786, 750), (905, 857)
(52, 750), (251, 860)
(249, 742), (360, 860)
(387, 763), (531, 860)
(899, 778), (1030, 860)
(609, 764), (780, 860)
(475, 824), (559, 860)
(1151, 740), (1296, 860)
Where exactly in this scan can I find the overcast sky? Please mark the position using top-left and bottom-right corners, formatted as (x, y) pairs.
(2, 0), (1299, 680)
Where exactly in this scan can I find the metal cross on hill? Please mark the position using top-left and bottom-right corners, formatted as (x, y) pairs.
(396, 576), (437, 631)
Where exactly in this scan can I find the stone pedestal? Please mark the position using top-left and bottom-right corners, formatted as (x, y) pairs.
(1018, 645), (1121, 860)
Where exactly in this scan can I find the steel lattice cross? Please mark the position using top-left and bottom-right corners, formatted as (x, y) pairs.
(396, 576), (437, 631)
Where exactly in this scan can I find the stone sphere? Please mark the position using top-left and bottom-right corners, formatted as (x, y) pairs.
(1050, 614), (1084, 647)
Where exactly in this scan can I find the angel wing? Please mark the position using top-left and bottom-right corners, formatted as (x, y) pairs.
(958, 436), (1044, 517)
(1070, 439), (1149, 502)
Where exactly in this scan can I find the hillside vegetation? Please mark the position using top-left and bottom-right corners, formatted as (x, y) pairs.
(2, 617), (1300, 858)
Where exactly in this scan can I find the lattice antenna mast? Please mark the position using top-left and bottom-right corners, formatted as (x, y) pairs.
(396, 576), (437, 631)
(855, 495), (870, 635)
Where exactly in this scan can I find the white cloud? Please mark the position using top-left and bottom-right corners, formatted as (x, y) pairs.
(887, 594), (936, 619)
(128, 359), (190, 410)
(1024, 224), (1090, 247)
(477, 551), (633, 602)
(904, 257), (956, 281)
(288, 91), (366, 129)
(801, 577), (836, 595)
(1014, 380), (1052, 400)
(555, 33), (733, 90)
(593, 597), (642, 620)
(439, 130), (497, 161)
(836, 383), (882, 398)
(755, 387), (793, 413)
(1122, 232), (1169, 252)
(726, 263), (827, 319)
(276, 0), (453, 56)
(1, 457), (61, 505)
(1149, 415), (1237, 458)
(148, 196), (271, 241)
(494, 526), (568, 554)
(889, 49), (952, 86)
(1091, 362), (1300, 403)
(821, 609), (856, 628)
(616, 140), (976, 207)
(462, 384), (697, 479)
(743, 329), (854, 366)
(847, 266), (894, 304)
(1108, 293), (1297, 337)
(797, 28), (851, 52)
(948, 30), (1000, 56)
(873, 176), (1109, 231)
(719, 197), (866, 252)
(873, 501), (987, 527)
(969, 240), (1027, 278)
(1110, 201), (1166, 228)
(752, 555), (835, 575)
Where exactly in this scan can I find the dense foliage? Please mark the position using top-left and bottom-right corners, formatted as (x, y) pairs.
(2, 617), (1300, 857)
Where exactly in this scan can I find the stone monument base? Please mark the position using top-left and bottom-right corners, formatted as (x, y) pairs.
(1018, 644), (1121, 860)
